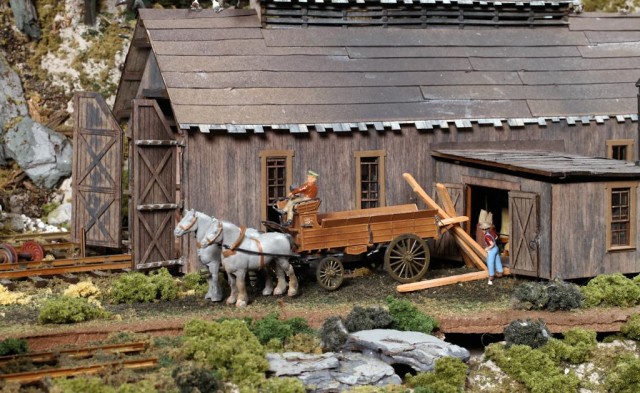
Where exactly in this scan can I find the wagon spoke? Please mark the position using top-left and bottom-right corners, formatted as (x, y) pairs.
(384, 234), (431, 284)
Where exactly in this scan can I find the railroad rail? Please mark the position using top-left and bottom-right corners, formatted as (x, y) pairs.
(0, 232), (71, 245)
(0, 342), (147, 367)
(0, 341), (156, 384)
(0, 358), (158, 384)
(0, 254), (132, 279)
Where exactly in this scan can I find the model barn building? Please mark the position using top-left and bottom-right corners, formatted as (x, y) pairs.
(73, 0), (640, 277)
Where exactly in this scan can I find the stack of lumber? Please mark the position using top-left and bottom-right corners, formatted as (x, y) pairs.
(397, 174), (509, 293)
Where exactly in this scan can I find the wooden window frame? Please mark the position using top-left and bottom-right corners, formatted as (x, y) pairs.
(355, 150), (386, 209)
(605, 181), (638, 252)
(606, 139), (635, 161)
(259, 150), (294, 223)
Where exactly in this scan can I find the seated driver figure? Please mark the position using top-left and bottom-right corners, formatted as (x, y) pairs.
(282, 170), (318, 225)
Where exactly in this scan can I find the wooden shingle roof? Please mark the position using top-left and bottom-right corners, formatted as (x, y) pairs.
(432, 149), (640, 179)
(120, 8), (640, 131)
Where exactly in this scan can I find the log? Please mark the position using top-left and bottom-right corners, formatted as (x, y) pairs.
(438, 216), (469, 226)
(402, 173), (488, 268)
(397, 268), (511, 292)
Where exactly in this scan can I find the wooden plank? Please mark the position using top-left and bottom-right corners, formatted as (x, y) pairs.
(157, 55), (472, 73)
(140, 8), (255, 20)
(519, 70), (640, 85)
(528, 98), (636, 117)
(403, 174), (488, 267)
(420, 83), (636, 101)
(347, 45), (582, 59)
(143, 16), (261, 29)
(584, 31), (640, 44)
(438, 216), (469, 226)
(471, 57), (640, 72)
(164, 70), (522, 89)
(569, 16), (640, 31)
(579, 42), (640, 58)
(397, 268), (511, 292)
(168, 86), (426, 106)
(152, 40), (267, 56)
(261, 28), (589, 47)
(171, 100), (532, 125)
(148, 28), (263, 41)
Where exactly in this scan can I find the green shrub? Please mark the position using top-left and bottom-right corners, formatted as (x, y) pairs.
(111, 272), (157, 304)
(605, 354), (640, 392)
(150, 268), (178, 301)
(38, 296), (109, 324)
(182, 272), (209, 296)
(545, 278), (583, 311)
(405, 356), (467, 393)
(115, 381), (158, 393)
(581, 273), (640, 308)
(344, 306), (394, 332)
(346, 387), (409, 393)
(284, 333), (323, 354)
(621, 314), (640, 340)
(261, 377), (306, 393)
(542, 328), (597, 364)
(485, 343), (580, 393)
(386, 296), (438, 334)
(52, 377), (115, 393)
(0, 338), (28, 356)
(512, 281), (549, 310)
(249, 312), (314, 346)
(111, 268), (178, 303)
(503, 318), (550, 349)
(319, 316), (349, 352)
(181, 318), (268, 388)
(172, 362), (221, 393)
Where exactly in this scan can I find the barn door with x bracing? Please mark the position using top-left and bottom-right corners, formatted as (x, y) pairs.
(131, 99), (181, 270)
(72, 92), (123, 248)
(508, 191), (539, 276)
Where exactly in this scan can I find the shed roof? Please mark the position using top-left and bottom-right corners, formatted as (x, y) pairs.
(116, 8), (640, 131)
(432, 149), (640, 179)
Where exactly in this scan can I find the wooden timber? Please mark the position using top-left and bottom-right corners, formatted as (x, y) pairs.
(0, 342), (148, 367)
(0, 254), (132, 279)
(396, 267), (511, 292)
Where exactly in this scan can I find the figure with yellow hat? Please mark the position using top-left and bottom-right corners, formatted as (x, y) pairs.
(281, 170), (319, 225)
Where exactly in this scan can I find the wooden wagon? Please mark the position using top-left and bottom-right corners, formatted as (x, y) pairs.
(266, 200), (439, 290)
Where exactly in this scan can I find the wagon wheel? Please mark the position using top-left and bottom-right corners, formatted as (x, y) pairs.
(384, 234), (430, 283)
(316, 256), (344, 291)
(0, 243), (17, 264)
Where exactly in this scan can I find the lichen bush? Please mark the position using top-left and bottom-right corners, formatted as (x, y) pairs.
(604, 354), (640, 393)
(405, 356), (468, 393)
(0, 338), (28, 356)
(485, 343), (580, 393)
(542, 328), (597, 364)
(512, 281), (549, 310)
(283, 333), (323, 354)
(110, 268), (178, 304)
(51, 377), (157, 393)
(319, 316), (349, 352)
(171, 362), (221, 393)
(38, 296), (110, 324)
(248, 312), (314, 346)
(181, 318), (268, 390)
(621, 314), (640, 340)
(0, 284), (31, 305)
(386, 296), (438, 334)
(545, 278), (583, 311)
(344, 306), (394, 332)
(345, 387), (409, 393)
(261, 377), (306, 393)
(63, 280), (101, 302)
(181, 272), (209, 296)
(581, 273), (640, 308)
(503, 318), (550, 349)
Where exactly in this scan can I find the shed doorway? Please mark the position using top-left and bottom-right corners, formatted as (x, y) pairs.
(466, 185), (510, 265)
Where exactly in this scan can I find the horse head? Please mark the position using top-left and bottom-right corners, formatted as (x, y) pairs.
(174, 209), (198, 237)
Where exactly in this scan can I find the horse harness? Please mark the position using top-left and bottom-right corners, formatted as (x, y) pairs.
(198, 224), (267, 269)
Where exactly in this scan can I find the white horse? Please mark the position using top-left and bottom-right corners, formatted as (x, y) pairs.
(174, 210), (298, 307)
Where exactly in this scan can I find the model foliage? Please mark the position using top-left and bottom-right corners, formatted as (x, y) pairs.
(0, 338), (28, 356)
(405, 356), (468, 393)
(111, 268), (178, 303)
(38, 296), (109, 324)
(581, 273), (640, 308)
(503, 318), (550, 349)
(386, 296), (438, 334)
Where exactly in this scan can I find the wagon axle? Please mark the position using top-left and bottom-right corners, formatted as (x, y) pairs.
(0, 241), (45, 264)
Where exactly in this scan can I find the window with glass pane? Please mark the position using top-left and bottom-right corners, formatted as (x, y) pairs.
(360, 157), (379, 209)
(611, 187), (631, 246)
(266, 157), (287, 205)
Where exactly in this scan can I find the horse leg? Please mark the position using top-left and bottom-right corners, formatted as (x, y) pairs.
(273, 262), (288, 296)
(262, 268), (275, 296)
(226, 271), (238, 305)
(207, 260), (223, 302)
(235, 269), (249, 308)
(285, 262), (299, 297)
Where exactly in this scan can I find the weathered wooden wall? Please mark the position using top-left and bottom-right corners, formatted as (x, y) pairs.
(180, 119), (637, 272)
(551, 183), (640, 278)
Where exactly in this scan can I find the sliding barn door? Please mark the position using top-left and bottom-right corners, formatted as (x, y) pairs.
(131, 99), (182, 269)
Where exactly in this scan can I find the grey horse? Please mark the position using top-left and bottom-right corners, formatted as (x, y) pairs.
(174, 209), (298, 307)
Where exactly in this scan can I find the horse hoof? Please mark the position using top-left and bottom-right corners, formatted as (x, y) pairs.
(226, 298), (236, 305)
(262, 289), (273, 296)
(211, 296), (223, 302)
(287, 289), (298, 297)
(236, 300), (247, 308)
(273, 288), (285, 296)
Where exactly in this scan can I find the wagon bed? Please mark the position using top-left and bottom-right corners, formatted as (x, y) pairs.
(270, 200), (439, 290)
